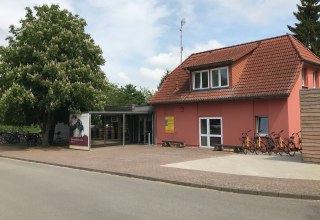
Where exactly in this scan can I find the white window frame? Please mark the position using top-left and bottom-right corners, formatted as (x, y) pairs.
(256, 116), (269, 136)
(192, 70), (209, 90)
(211, 66), (229, 88)
(199, 117), (223, 148)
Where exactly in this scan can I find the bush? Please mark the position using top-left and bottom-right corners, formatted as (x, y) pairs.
(0, 124), (41, 133)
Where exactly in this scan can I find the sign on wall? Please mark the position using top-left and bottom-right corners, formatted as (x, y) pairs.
(165, 116), (174, 133)
(69, 113), (91, 150)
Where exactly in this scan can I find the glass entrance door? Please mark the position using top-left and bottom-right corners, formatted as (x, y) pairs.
(199, 117), (222, 147)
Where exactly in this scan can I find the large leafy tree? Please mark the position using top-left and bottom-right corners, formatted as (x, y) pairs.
(0, 4), (107, 145)
(288, 0), (320, 55)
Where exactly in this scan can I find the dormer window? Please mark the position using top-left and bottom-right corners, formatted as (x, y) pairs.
(193, 70), (209, 90)
(211, 67), (229, 88)
(192, 67), (229, 90)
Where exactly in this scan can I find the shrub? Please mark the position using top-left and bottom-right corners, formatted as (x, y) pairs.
(0, 124), (41, 133)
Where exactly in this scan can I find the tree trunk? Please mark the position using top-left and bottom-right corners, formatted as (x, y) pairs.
(42, 113), (54, 146)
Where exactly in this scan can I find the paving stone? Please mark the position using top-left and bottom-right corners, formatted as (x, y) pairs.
(0, 145), (319, 200)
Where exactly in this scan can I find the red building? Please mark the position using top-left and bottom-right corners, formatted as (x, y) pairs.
(149, 35), (320, 147)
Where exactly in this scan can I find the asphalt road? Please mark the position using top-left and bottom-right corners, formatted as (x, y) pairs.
(0, 158), (319, 220)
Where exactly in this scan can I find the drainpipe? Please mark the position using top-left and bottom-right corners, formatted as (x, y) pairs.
(123, 114), (125, 146)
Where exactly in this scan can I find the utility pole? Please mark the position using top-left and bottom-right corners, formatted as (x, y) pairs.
(180, 18), (186, 64)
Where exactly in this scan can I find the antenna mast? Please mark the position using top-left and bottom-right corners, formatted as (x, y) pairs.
(180, 18), (186, 63)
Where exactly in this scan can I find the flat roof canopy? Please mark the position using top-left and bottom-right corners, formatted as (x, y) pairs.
(87, 105), (154, 115)
(88, 111), (152, 115)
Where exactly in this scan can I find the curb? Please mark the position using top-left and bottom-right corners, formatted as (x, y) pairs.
(1, 155), (319, 201)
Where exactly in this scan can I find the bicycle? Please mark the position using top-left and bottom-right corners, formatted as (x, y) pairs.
(27, 132), (42, 146)
(3, 132), (20, 145)
(273, 130), (292, 156)
(240, 130), (255, 154)
(265, 132), (277, 155)
(276, 132), (296, 157)
(253, 130), (268, 154)
(293, 131), (302, 153)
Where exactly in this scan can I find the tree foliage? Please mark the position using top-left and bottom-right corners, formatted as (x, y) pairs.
(0, 4), (107, 144)
(157, 69), (170, 90)
(288, 0), (320, 55)
(105, 83), (153, 106)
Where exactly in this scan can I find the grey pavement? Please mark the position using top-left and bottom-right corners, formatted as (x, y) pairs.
(0, 144), (319, 200)
(164, 154), (320, 180)
(0, 157), (319, 220)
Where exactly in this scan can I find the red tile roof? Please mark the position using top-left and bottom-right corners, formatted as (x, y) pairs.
(149, 35), (318, 104)
(289, 35), (320, 65)
(185, 42), (258, 69)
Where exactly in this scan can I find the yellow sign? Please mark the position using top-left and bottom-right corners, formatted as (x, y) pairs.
(165, 116), (174, 133)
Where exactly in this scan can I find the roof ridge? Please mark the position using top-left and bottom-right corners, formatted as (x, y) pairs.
(190, 34), (290, 56)
(232, 44), (258, 62)
(287, 35), (303, 61)
(288, 35), (320, 63)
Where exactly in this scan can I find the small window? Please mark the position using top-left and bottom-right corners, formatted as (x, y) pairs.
(193, 70), (209, 90)
(211, 67), (229, 88)
(302, 70), (305, 87)
(256, 116), (268, 135)
(313, 72), (316, 88)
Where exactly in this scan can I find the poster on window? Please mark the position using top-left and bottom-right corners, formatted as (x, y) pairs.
(69, 113), (91, 150)
(165, 116), (174, 133)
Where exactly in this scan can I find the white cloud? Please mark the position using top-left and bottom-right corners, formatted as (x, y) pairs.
(85, 0), (170, 59)
(77, 0), (172, 90)
(147, 50), (178, 71)
(140, 39), (224, 89)
(213, 0), (299, 25)
(139, 67), (164, 80)
(186, 40), (225, 54)
(0, 0), (73, 30)
(0, 0), (73, 45)
(118, 72), (131, 82)
(147, 39), (224, 71)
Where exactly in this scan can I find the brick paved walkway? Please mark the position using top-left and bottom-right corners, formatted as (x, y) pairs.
(0, 145), (319, 200)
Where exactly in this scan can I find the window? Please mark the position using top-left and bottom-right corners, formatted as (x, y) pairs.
(256, 117), (268, 135)
(313, 72), (316, 88)
(211, 67), (229, 88)
(302, 70), (305, 87)
(193, 70), (209, 89)
(199, 117), (222, 147)
(192, 66), (229, 90)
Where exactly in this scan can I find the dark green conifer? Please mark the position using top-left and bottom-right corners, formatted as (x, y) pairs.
(288, 0), (320, 55)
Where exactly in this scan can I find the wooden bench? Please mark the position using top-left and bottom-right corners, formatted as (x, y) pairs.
(162, 140), (185, 148)
(211, 144), (242, 152)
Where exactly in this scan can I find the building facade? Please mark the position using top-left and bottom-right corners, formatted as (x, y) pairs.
(149, 35), (320, 147)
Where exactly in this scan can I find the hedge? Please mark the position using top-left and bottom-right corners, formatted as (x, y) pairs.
(0, 125), (41, 133)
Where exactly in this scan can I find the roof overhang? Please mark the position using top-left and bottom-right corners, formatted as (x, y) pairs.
(149, 93), (289, 105)
(183, 60), (233, 71)
(303, 60), (320, 68)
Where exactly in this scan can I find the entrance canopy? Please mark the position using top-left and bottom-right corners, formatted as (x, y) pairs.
(88, 105), (154, 148)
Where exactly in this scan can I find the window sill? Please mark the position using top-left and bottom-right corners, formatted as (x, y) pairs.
(192, 87), (231, 92)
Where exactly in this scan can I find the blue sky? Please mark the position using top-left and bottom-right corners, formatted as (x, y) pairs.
(0, 0), (300, 90)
